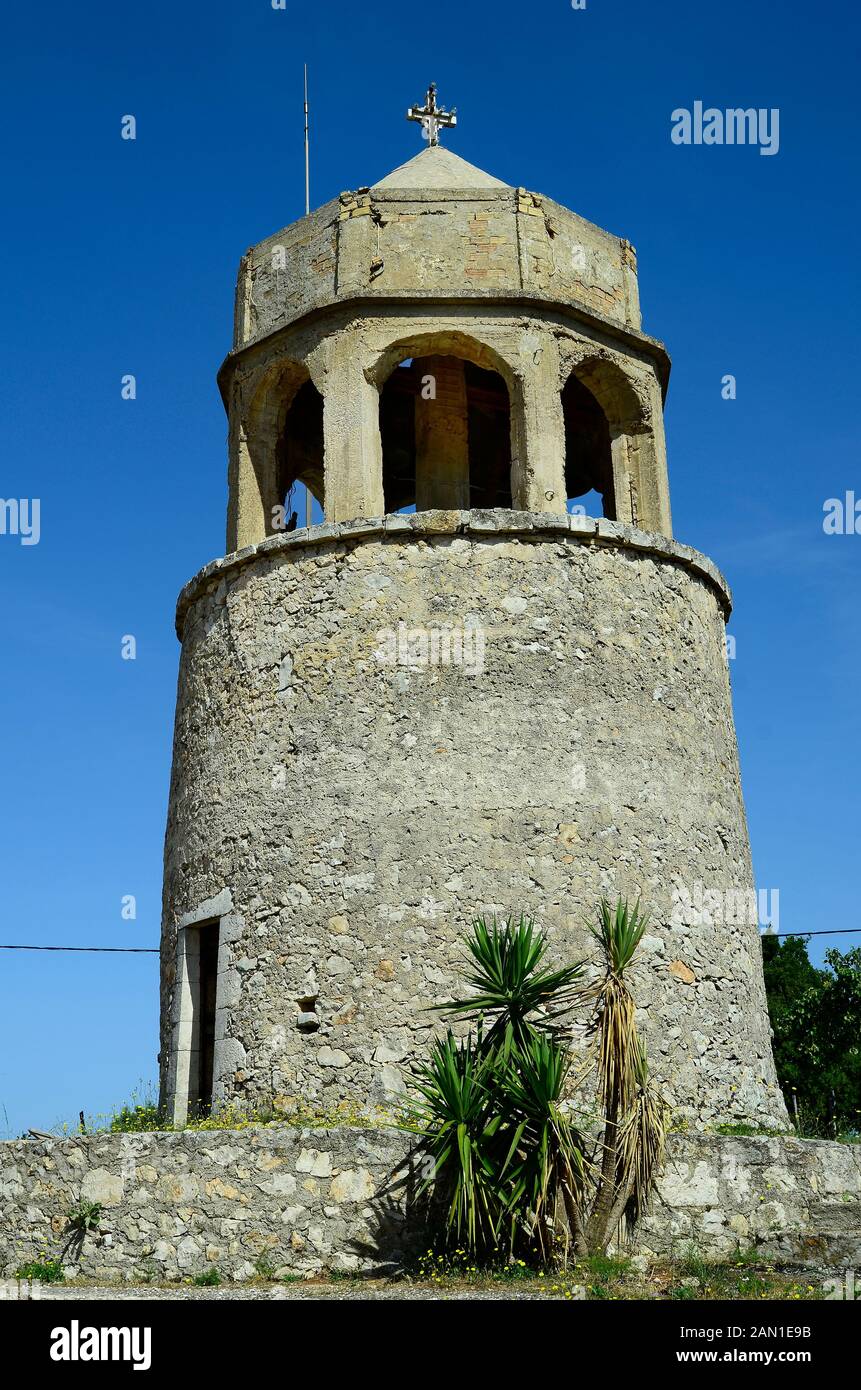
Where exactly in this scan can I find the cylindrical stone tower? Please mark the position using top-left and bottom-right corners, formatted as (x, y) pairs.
(160, 140), (787, 1133)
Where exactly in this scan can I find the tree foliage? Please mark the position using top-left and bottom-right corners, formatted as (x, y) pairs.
(762, 935), (861, 1137)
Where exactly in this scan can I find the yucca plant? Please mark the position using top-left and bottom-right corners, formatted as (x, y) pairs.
(410, 916), (590, 1262)
(616, 1039), (670, 1238)
(433, 914), (586, 1051)
(496, 1031), (591, 1260)
(589, 897), (647, 1112)
(409, 1030), (510, 1252)
(585, 897), (652, 1252)
(410, 902), (667, 1265)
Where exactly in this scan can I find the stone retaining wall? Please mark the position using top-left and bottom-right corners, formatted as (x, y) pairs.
(1, 1129), (859, 1284)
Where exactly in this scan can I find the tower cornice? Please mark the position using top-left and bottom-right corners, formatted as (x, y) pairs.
(216, 291), (672, 412)
(175, 513), (730, 641)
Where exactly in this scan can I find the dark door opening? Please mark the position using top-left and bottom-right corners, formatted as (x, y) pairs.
(195, 924), (219, 1117)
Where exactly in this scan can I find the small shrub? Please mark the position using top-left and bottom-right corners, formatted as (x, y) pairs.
(15, 1257), (65, 1283)
(65, 1199), (103, 1234)
(192, 1267), (221, 1287)
(110, 1103), (171, 1133)
(100, 1088), (394, 1135)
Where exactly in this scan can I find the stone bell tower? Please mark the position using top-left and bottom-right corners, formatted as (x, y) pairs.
(160, 90), (787, 1133)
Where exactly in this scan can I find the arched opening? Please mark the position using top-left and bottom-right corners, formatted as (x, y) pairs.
(562, 359), (653, 525)
(238, 360), (326, 543)
(563, 373), (616, 520)
(275, 379), (324, 529)
(379, 353), (512, 513)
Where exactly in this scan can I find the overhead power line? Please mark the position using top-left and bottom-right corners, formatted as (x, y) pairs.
(0, 944), (158, 954)
(1, 930), (861, 957)
(763, 929), (861, 939)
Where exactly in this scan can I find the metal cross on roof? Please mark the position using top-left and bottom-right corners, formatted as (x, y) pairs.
(407, 82), (457, 147)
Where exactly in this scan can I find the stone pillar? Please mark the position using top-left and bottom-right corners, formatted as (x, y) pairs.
(320, 335), (384, 523)
(620, 239), (642, 330)
(227, 407), (268, 554)
(335, 193), (375, 295)
(610, 434), (635, 526)
(414, 356), (470, 510)
(511, 330), (567, 513)
(637, 374), (673, 537)
(232, 250), (253, 350)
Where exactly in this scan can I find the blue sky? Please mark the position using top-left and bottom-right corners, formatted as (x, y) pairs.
(0, 0), (858, 1136)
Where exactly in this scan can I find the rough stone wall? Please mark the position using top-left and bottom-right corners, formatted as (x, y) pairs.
(238, 187), (641, 350)
(0, 1127), (413, 1283)
(237, 197), (342, 348)
(640, 1136), (861, 1271)
(160, 515), (785, 1130)
(2, 1130), (858, 1283)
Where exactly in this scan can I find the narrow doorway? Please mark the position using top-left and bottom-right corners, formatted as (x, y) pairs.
(191, 922), (219, 1118)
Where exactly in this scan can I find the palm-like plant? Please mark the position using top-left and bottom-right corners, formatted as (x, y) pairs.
(616, 1039), (669, 1237)
(410, 902), (667, 1265)
(409, 1031), (509, 1251)
(496, 1031), (590, 1260)
(433, 914), (586, 1050)
(412, 917), (588, 1260)
(589, 897), (647, 1110)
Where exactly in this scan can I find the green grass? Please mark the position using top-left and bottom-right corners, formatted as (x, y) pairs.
(86, 1090), (399, 1136)
(662, 1245), (823, 1302)
(40, 1253), (827, 1299)
(393, 1243), (825, 1300)
(713, 1123), (790, 1138)
(413, 1247), (547, 1286)
(579, 1254), (632, 1298)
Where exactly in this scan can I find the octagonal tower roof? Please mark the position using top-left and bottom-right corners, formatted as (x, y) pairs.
(372, 145), (509, 190)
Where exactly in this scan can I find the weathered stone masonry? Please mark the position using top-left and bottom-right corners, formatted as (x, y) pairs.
(1, 1129), (859, 1282)
(156, 140), (792, 1145)
(223, 145), (672, 550)
(2, 137), (857, 1281)
(160, 513), (786, 1131)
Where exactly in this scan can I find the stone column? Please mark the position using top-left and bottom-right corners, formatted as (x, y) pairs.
(610, 434), (635, 526)
(335, 193), (375, 296)
(636, 374), (673, 537)
(620, 239), (642, 330)
(227, 405), (268, 554)
(414, 356), (470, 510)
(320, 334), (384, 523)
(511, 330), (567, 513)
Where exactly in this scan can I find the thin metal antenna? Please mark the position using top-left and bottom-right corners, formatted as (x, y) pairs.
(304, 62), (312, 528)
(304, 63), (310, 216)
